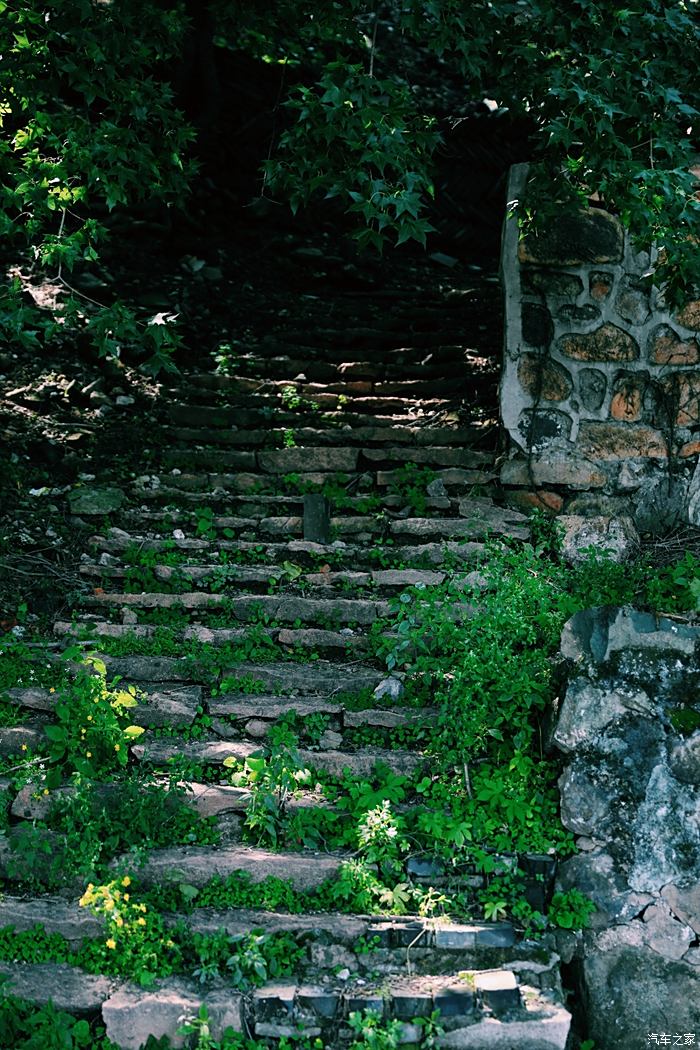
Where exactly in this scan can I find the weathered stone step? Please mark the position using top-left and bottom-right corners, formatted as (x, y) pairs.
(0, 962), (115, 1016)
(124, 480), (455, 514)
(0, 895), (102, 942)
(0, 894), (523, 963)
(133, 449), (495, 486)
(169, 375), (481, 404)
(164, 424), (491, 450)
(54, 620), (381, 656)
(81, 561), (452, 594)
(174, 350), (486, 386)
(389, 504), (529, 542)
(122, 509), (384, 539)
(132, 737), (424, 779)
(90, 531), (486, 569)
(82, 592), (391, 626)
(260, 326), (483, 350)
(0, 961), (568, 1050)
(167, 398), (461, 430)
(120, 844), (345, 890)
(10, 777), (327, 823)
(123, 485), (457, 516)
(101, 657), (382, 694)
(7, 682), (202, 729)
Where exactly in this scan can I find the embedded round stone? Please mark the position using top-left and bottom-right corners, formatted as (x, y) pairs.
(517, 354), (573, 402)
(610, 374), (647, 422)
(522, 302), (554, 347)
(558, 323), (639, 362)
(578, 422), (667, 459)
(579, 368), (607, 411)
(676, 300), (700, 331)
(518, 209), (624, 265)
(648, 325), (699, 366)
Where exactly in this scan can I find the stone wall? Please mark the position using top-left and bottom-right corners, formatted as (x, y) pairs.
(554, 607), (700, 1047)
(500, 164), (700, 528)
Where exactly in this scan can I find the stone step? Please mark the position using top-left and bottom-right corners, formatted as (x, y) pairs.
(90, 532), (486, 569)
(0, 894), (528, 964)
(158, 448), (489, 476)
(80, 562), (451, 594)
(209, 694), (435, 729)
(174, 352), (490, 386)
(119, 844), (345, 891)
(0, 962), (115, 1016)
(132, 737), (424, 780)
(82, 592), (391, 625)
(125, 484), (456, 514)
(388, 504), (529, 542)
(9, 778), (328, 823)
(0, 961), (569, 1050)
(164, 424), (492, 450)
(6, 682), (202, 729)
(121, 509), (384, 539)
(170, 376), (480, 402)
(167, 397), (460, 430)
(101, 657), (382, 693)
(53, 620), (381, 655)
(259, 327), (485, 350)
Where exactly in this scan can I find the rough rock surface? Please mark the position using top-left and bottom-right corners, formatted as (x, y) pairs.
(555, 606), (700, 1046)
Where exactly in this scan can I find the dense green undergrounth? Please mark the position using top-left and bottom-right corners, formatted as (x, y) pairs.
(2, 530), (698, 917)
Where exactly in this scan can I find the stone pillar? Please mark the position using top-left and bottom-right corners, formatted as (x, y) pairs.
(499, 164), (700, 529)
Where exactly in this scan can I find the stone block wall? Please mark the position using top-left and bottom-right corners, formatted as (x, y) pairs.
(500, 164), (700, 527)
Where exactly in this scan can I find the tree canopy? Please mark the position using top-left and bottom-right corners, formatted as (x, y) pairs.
(1, 0), (698, 370)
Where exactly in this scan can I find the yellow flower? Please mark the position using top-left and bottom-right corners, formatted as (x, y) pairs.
(86, 751), (92, 758)
(123, 894), (130, 902)
(103, 899), (114, 912)
(115, 917), (124, 927)
(105, 938), (116, 950)
(121, 876), (131, 887)
(87, 715), (93, 722)
(137, 917), (146, 926)
(49, 687), (55, 694)
(43, 789), (49, 796)
(20, 744), (27, 752)
(114, 744), (121, 752)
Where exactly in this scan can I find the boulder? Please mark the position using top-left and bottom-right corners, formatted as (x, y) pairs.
(558, 514), (639, 565)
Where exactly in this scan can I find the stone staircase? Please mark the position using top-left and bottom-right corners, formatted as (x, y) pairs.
(0, 262), (574, 1048)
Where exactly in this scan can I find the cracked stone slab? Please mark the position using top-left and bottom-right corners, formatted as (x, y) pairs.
(0, 963), (114, 1014)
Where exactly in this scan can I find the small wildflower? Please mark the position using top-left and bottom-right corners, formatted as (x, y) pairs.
(115, 917), (124, 927)
(105, 938), (116, 950)
(123, 894), (130, 902)
(103, 899), (115, 912)
(137, 917), (146, 926)
(43, 789), (49, 796)
(121, 876), (131, 887)
(20, 744), (27, 752)
(49, 687), (55, 694)
(86, 751), (92, 758)
(87, 715), (93, 722)
(114, 744), (120, 752)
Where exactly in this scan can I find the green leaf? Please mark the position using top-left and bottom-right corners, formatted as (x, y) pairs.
(123, 724), (145, 739)
(44, 725), (67, 742)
